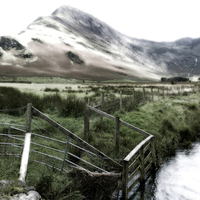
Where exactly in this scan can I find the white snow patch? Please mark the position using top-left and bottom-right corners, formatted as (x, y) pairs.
(28, 56), (38, 63)
(0, 62), (12, 65)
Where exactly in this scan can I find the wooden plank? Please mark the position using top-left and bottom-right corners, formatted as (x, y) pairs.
(88, 105), (115, 120)
(124, 135), (154, 162)
(32, 106), (121, 169)
(128, 156), (139, 172)
(128, 165), (140, 182)
(144, 142), (150, 153)
(145, 161), (152, 174)
(122, 160), (129, 200)
(144, 152), (152, 165)
(120, 120), (150, 136)
(128, 176), (140, 194)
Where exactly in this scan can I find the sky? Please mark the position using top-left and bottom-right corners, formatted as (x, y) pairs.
(0, 0), (199, 42)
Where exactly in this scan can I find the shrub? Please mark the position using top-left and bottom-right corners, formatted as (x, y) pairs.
(35, 171), (84, 200)
(58, 95), (86, 118)
(44, 87), (59, 92)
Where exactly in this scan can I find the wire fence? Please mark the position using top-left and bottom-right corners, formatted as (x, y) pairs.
(87, 84), (199, 116)
(0, 105), (119, 174)
(0, 84), (199, 176)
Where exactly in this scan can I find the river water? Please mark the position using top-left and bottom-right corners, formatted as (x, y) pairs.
(132, 142), (200, 200)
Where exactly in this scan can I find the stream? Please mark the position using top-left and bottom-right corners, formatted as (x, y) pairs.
(132, 142), (200, 200)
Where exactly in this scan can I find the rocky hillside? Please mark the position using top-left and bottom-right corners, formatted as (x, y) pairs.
(0, 5), (199, 81)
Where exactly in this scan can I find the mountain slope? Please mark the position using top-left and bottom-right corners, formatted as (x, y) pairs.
(0, 5), (200, 81)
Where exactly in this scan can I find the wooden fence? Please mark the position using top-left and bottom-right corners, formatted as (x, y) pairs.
(84, 104), (156, 200)
(88, 84), (199, 114)
(122, 135), (156, 199)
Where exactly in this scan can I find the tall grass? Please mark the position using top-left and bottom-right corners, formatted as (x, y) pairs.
(0, 87), (87, 117)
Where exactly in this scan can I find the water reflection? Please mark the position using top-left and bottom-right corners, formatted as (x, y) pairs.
(155, 143), (200, 200)
(131, 143), (200, 200)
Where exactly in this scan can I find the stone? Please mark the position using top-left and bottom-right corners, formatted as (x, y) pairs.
(10, 191), (41, 200)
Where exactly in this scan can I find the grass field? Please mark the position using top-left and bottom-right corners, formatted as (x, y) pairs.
(1, 78), (200, 199)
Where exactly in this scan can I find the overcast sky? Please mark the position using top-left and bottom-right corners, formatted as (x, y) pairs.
(0, 0), (199, 42)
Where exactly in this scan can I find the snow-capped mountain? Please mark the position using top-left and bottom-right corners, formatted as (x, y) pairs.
(0, 5), (200, 81)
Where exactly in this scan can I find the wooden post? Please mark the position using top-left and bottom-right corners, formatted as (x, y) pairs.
(157, 88), (159, 100)
(133, 87), (135, 102)
(84, 106), (90, 141)
(122, 160), (129, 200)
(4, 120), (12, 154)
(162, 87), (164, 98)
(100, 93), (104, 122)
(26, 103), (32, 133)
(150, 137), (156, 169)
(120, 90), (123, 110)
(18, 132), (31, 184)
(139, 146), (145, 184)
(100, 92), (104, 109)
(151, 87), (153, 102)
(115, 116), (120, 152)
(61, 136), (70, 174)
(88, 97), (91, 105)
(143, 88), (145, 100)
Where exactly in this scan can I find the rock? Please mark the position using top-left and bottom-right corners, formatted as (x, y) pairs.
(0, 180), (13, 191)
(14, 49), (34, 59)
(0, 37), (24, 51)
(0, 180), (41, 200)
(67, 51), (84, 64)
(10, 191), (41, 200)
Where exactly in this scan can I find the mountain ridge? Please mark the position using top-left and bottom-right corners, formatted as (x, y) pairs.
(0, 5), (199, 81)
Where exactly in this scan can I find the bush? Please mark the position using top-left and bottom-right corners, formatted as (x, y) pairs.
(36, 171), (84, 200)
(44, 87), (59, 92)
(58, 95), (87, 118)
(0, 87), (87, 118)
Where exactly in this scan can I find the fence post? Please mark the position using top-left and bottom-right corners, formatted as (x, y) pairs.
(115, 116), (120, 152)
(61, 136), (70, 174)
(100, 92), (104, 122)
(4, 120), (12, 154)
(139, 146), (145, 184)
(18, 132), (31, 184)
(162, 87), (164, 98)
(84, 106), (90, 141)
(151, 87), (153, 102)
(150, 137), (156, 169)
(120, 90), (123, 110)
(143, 88), (145, 100)
(157, 88), (159, 100)
(133, 87), (135, 102)
(26, 103), (32, 132)
(88, 97), (91, 105)
(122, 160), (129, 200)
